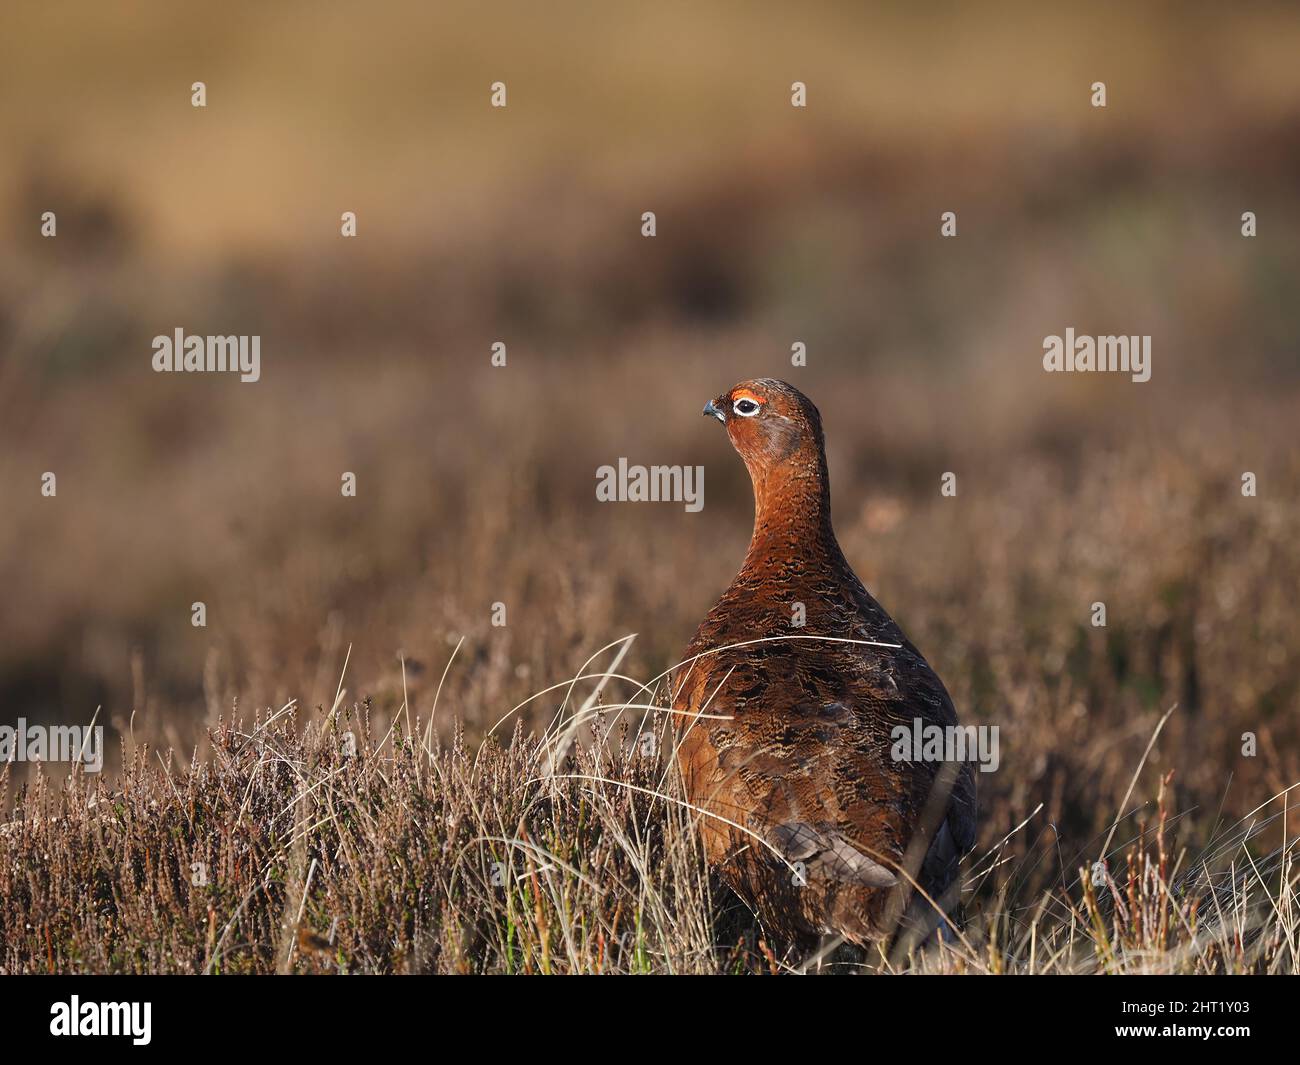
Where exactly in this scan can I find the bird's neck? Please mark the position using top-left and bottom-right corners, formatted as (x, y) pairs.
(743, 458), (843, 569)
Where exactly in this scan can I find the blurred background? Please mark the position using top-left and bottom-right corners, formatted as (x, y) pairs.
(1, 3), (1298, 851)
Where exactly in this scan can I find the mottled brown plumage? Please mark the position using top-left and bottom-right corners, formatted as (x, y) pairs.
(673, 379), (976, 945)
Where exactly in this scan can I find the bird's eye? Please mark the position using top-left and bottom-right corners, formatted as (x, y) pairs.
(733, 398), (761, 417)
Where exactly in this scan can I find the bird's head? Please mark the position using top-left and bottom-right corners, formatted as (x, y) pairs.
(703, 378), (826, 480)
(703, 379), (838, 550)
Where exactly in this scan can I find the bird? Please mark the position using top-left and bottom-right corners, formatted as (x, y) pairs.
(672, 378), (976, 947)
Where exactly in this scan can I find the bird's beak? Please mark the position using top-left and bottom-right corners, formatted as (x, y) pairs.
(703, 399), (725, 424)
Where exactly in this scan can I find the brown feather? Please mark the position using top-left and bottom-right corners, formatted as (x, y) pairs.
(674, 379), (977, 944)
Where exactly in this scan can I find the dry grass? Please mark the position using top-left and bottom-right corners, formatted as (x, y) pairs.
(1, 681), (1296, 974)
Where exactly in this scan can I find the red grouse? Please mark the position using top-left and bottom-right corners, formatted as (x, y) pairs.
(673, 379), (976, 945)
